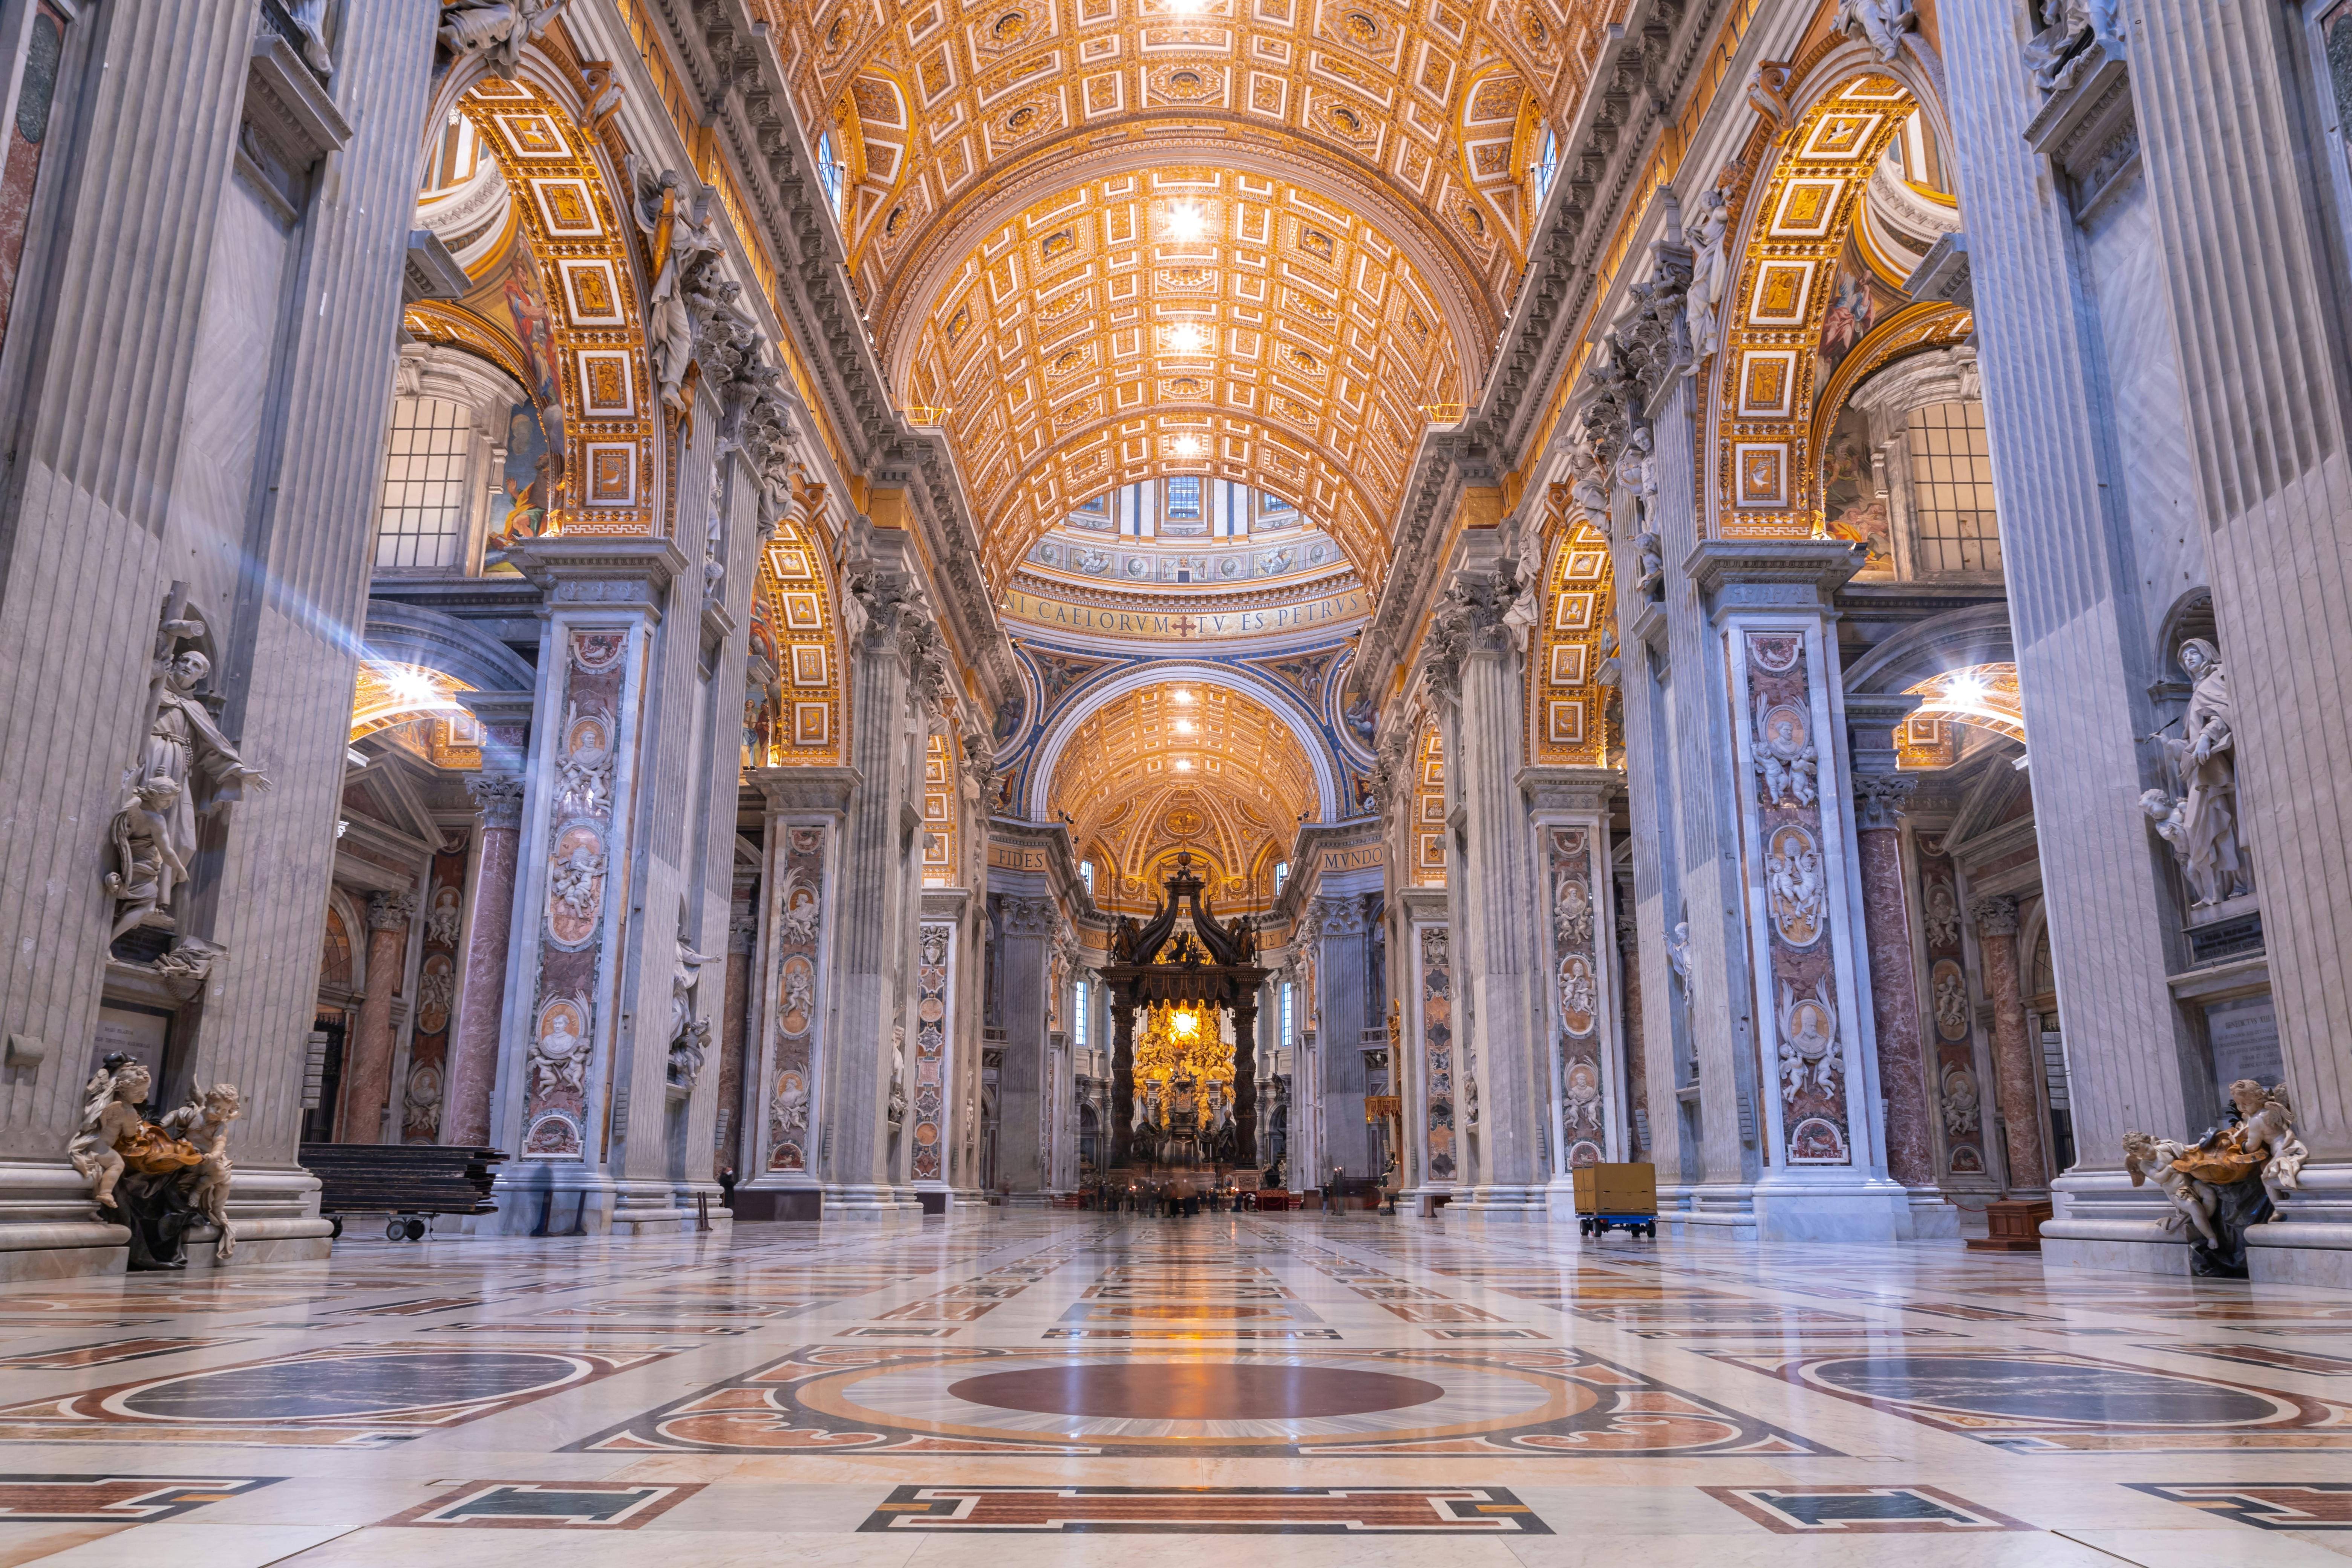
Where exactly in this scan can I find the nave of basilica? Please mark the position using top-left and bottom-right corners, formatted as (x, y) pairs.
(0, 0), (2350, 1560)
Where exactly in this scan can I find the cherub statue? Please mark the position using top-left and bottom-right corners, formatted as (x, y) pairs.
(2228, 1079), (2308, 1208)
(67, 1058), (202, 1212)
(159, 1084), (242, 1261)
(2122, 1129), (2219, 1248)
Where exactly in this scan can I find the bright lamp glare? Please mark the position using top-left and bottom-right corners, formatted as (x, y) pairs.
(1166, 322), (1208, 353)
(1946, 676), (1986, 708)
(1171, 434), (1206, 457)
(1165, 202), (1207, 240)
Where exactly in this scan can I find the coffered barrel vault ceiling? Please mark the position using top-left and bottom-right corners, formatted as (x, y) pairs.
(758, 0), (1629, 585)
(1049, 681), (1317, 898)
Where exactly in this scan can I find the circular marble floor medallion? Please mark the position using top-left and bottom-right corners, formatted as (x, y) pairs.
(106, 1351), (592, 1421)
(1809, 1355), (2283, 1426)
(948, 1362), (1446, 1421)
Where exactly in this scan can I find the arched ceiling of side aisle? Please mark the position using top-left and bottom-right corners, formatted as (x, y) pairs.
(760, 0), (1625, 588)
(1049, 681), (1316, 902)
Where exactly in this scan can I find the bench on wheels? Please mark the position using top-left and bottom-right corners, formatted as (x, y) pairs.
(299, 1144), (505, 1240)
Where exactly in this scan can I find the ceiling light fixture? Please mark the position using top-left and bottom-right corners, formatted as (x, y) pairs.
(1164, 201), (1207, 240)
(1165, 322), (1208, 353)
(1172, 689), (1194, 704)
(1174, 758), (1194, 771)
(1170, 434), (1206, 457)
(1169, 0), (1207, 15)
(1174, 718), (1194, 734)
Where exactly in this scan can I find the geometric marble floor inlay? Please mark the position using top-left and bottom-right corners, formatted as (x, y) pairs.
(4, 1213), (2352, 1564)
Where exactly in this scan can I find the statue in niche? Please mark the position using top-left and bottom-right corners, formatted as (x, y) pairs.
(67, 1056), (238, 1270)
(625, 154), (725, 413)
(1835, 0), (1916, 61)
(1938, 1064), (1980, 1136)
(1683, 187), (1731, 365)
(439, 0), (570, 75)
(1632, 531), (1664, 598)
(887, 1025), (908, 1127)
(2125, 1080), (2308, 1277)
(107, 645), (272, 941)
(2022, 0), (2122, 94)
(667, 931), (717, 1088)
(2140, 638), (2252, 906)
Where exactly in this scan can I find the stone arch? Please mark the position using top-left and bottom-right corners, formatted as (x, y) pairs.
(1020, 659), (1344, 824)
(746, 499), (847, 767)
(406, 66), (660, 539)
(1525, 483), (1619, 767)
(1709, 51), (1965, 537)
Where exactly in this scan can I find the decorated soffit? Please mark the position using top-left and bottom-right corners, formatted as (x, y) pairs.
(894, 167), (1471, 590)
(768, 0), (1605, 325)
(1050, 680), (1315, 893)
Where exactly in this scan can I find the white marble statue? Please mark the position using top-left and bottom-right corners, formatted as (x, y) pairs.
(626, 154), (725, 413)
(107, 649), (271, 940)
(2022, 0), (2122, 94)
(1664, 921), (1693, 992)
(888, 1026), (908, 1126)
(1836, 0), (1915, 61)
(438, 0), (568, 76)
(1683, 187), (1731, 364)
(548, 840), (607, 922)
(2229, 1079), (2308, 1207)
(159, 1084), (242, 1261)
(530, 1008), (590, 1095)
(2145, 638), (2252, 906)
(2122, 1129), (2220, 1248)
(774, 1076), (809, 1134)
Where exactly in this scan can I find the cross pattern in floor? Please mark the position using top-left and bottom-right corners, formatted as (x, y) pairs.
(0, 1213), (2350, 1565)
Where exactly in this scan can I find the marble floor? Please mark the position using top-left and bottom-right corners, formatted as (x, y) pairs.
(2, 1215), (2351, 1565)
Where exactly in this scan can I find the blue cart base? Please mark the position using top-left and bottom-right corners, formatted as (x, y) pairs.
(1580, 1213), (1657, 1239)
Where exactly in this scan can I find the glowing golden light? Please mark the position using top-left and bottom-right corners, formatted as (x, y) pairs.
(1169, 434), (1206, 457)
(1163, 202), (1208, 240)
(1173, 718), (1194, 734)
(1164, 322), (1208, 354)
(1174, 758), (1194, 771)
(1171, 689), (1194, 704)
(1170, 1009), (1200, 1040)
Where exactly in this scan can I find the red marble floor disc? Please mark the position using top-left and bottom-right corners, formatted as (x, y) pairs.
(946, 1362), (1447, 1421)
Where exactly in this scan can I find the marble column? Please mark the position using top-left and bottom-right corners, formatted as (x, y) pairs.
(1971, 895), (2047, 1194)
(1854, 774), (1936, 1192)
(992, 896), (1057, 1197)
(1937, 0), (2214, 1267)
(1615, 916), (1652, 1159)
(737, 767), (852, 1219)
(715, 881), (758, 1179)
(1525, 769), (1621, 1213)
(1109, 994), (1136, 1168)
(1231, 990), (1260, 1168)
(2128, 0), (2352, 1169)
(341, 890), (416, 1144)
(1431, 567), (1551, 1218)
(1310, 894), (1373, 1181)
(443, 773), (522, 1148)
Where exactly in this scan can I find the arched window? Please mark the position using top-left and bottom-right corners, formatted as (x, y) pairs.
(1534, 126), (1559, 205)
(375, 396), (473, 570)
(816, 130), (845, 216)
(1072, 978), (1089, 1049)
(1280, 982), (1294, 1050)
(1079, 860), (1095, 898)
(1274, 860), (1289, 893)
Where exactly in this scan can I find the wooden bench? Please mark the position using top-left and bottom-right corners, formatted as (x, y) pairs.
(300, 1143), (505, 1240)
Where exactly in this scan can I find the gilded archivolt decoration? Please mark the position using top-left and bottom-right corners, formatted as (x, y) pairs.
(1412, 715), (1446, 885)
(453, 77), (658, 535)
(896, 167), (1464, 586)
(761, 0), (1620, 321)
(1715, 73), (1918, 536)
(1527, 486), (1613, 766)
(747, 520), (845, 765)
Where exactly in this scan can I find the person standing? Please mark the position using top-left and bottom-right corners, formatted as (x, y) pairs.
(1325, 1163), (1344, 1215)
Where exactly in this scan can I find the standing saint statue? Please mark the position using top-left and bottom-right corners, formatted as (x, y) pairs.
(2142, 638), (2251, 906)
(108, 649), (270, 939)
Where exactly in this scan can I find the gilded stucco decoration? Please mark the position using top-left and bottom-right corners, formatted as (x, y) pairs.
(760, 0), (1616, 320)
(1714, 72), (1920, 535)
(895, 168), (1467, 588)
(1411, 713), (1446, 885)
(747, 519), (847, 764)
(350, 664), (485, 771)
(1899, 662), (2024, 770)
(1050, 681), (1314, 905)
(1527, 485), (1615, 766)
(439, 77), (659, 537)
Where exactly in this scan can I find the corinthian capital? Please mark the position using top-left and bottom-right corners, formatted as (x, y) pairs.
(1968, 894), (2018, 937)
(1850, 772), (1919, 831)
(368, 889), (418, 932)
(466, 772), (527, 830)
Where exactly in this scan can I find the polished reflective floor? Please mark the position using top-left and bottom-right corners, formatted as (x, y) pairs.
(2, 1213), (2350, 1564)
